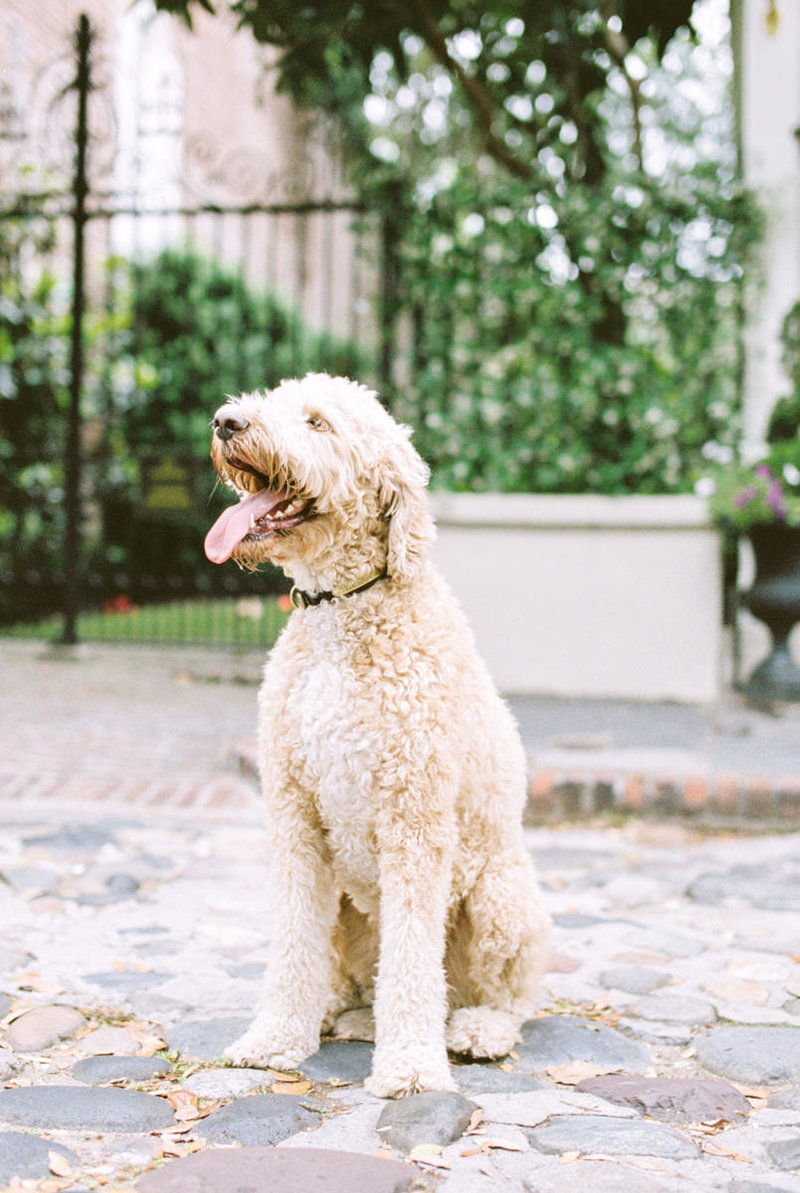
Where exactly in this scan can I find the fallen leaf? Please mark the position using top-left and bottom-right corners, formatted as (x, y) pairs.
(267, 1068), (303, 1082)
(560, 1151), (582, 1163)
(465, 1106), (484, 1133)
(499, 1062), (515, 1072)
(702, 1141), (753, 1163)
(547, 1060), (619, 1085)
(156, 1142), (185, 1159)
(460, 1147), (483, 1157)
(482, 1138), (525, 1153)
(165, 1089), (201, 1121)
(152, 1122), (194, 1137)
(734, 1083), (772, 1100)
(624, 1158), (668, 1172)
(48, 1151), (73, 1177)
(271, 1079), (312, 1095)
(508, 1050), (520, 1060)
(136, 1032), (166, 1057)
(409, 1143), (451, 1169)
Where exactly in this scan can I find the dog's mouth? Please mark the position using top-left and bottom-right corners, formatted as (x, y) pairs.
(205, 458), (313, 565)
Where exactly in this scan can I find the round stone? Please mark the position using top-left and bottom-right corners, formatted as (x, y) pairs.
(196, 1094), (319, 1146)
(0, 1132), (75, 1186)
(84, 970), (171, 990)
(182, 1068), (270, 1099)
(527, 1114), (698, 1159)
(517, 1015), (649, 1074)
(454, 1064), (545, 1094)
(689, 860), (800, 912)
(166, 1017), (251, 1061)
(575, 1074), (750, 1123)
(135, 1147), (415, 1193)
(376, 1090), (477, 1153)
(598, 967), (669, 996)
(5, 1005), (86, 1052)
(0, 1086), (174, 1132)
(696, 1026), (800, 1086)
(0, 949), (32, 973)
(627, 994), (716, 1026)
(72, 1055), (172, 1085)
(76, 1026), (141, 1056)
(299, 1040), (374, 1084)
(769, 1136), (800, 1171)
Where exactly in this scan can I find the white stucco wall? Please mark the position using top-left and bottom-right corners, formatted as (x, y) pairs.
(430, 493), (722, 702)
(735, 0), (800, 450)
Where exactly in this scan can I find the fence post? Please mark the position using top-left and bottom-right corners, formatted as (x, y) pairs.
(378, 207), (399, 405)
(60, 13), (91, 645)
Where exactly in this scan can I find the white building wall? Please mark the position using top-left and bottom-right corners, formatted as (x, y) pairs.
(736, 0), (800, 450)
(431, 494), (723, 702)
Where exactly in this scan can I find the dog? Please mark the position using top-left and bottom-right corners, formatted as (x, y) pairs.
(204, 374), (550, 1098)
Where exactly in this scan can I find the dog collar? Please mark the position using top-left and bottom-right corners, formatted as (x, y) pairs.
(290, 569), (389, 609)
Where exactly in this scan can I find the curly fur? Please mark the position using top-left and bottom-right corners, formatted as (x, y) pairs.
(212, 374), (551, 1098)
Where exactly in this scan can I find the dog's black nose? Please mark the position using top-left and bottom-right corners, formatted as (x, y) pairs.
(213, 407), (250, 442)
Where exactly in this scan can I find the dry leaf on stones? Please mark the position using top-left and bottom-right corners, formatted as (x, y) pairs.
(271, 1079), (312, 1095)
(547, 1060), (620, 1085)
(48, 1151), (73, 1177)
(701, 1140), (753, 1163)
(136, 1032), (167, 1057)
(409, 1144), (451, 1169)
(465, 1106), (484, 1133)
(165, 1089), (202, 1120)
(461, 1138), (524, 1156)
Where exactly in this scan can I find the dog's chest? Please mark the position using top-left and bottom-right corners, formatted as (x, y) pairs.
(283, 635), (382, 888)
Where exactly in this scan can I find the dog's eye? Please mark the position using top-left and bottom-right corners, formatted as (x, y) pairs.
(306, 414), (332, 432)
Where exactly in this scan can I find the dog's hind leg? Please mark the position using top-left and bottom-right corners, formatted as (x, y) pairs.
(446, 852), (551, 1059)
(321, 893), (378, 1033)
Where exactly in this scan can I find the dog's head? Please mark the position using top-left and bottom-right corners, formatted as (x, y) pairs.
(205, 374), (435, 587)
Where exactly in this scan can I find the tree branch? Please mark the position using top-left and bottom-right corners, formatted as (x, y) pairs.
(600, 0), (644, 171)
(409, 0), (534, 181)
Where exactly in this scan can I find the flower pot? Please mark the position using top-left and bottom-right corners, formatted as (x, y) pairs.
(742, 523), (800, 701)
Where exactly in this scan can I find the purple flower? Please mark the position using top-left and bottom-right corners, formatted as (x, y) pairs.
(755, 464), (773, 479)
(733, 485), (757, 508)
(767, 480), (788, 518)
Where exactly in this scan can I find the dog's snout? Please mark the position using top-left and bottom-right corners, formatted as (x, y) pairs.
(213, 406), (250, 442)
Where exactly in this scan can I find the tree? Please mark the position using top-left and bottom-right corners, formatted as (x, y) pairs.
(154, 0), (759, 497)
(155, 0), (694, 345)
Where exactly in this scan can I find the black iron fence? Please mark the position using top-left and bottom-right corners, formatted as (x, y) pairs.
(0, 11), (387, 649)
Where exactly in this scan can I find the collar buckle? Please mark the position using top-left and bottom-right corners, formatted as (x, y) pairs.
(290, 570), (388, 610)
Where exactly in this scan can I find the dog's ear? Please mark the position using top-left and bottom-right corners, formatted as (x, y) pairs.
(377, 428), (436, 582)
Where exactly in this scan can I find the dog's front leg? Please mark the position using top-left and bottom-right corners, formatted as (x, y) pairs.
(364, 821), (456, 1098)
(226, 797), (337, 1071)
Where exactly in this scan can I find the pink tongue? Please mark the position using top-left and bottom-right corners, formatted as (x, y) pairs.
(204, 488), (290, 564)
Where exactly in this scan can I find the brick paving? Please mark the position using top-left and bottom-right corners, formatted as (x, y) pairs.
(0, 641), (259, 812)
(2, 639), (799, 818)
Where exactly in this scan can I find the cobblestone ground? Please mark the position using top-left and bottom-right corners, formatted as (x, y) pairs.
(1, 805), (799, 1192)
(1, 641), (799, 1191)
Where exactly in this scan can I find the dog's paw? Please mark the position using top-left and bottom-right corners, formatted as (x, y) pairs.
(224, 1020), (317, 1071)
(365, 1051), (456, 1099)
(446, 1006), (520, 1059)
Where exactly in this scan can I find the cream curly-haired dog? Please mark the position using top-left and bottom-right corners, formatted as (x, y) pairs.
(204, 374), (550, 1098)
